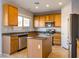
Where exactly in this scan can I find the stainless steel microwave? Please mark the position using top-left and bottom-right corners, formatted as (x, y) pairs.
(45, 22), (54, 27)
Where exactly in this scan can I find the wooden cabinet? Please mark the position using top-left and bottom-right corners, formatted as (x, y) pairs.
(10, 36), (19, 54)
(45, 15), (50, 22)
(27, 36), (52, 58)
(3, 4), (18, 26)
(54, 14), (61, 27)
(49, 15), (54, 22)
(34, 16), (40, 27)
(45, 15), (54, 22)
(53, 33), (61, 45)
(2, 35), (19, 54)
(34, 16), (45, 27)
(39, 16), (45, 27)
(34, 13), (61, 27)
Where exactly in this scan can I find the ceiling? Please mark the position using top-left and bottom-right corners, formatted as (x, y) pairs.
(6, 0), (70, 13)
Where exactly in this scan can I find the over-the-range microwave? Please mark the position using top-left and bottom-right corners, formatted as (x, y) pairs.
(45, 22), (54, 27)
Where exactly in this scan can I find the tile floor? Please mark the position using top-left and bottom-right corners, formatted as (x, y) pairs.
(0, 45), (69, 58)
(48, 46), (69, 58)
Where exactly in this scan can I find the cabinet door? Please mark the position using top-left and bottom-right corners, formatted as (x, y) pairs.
(54, 14), (61, 27)
(34, 16), (40, 27)
(45, 15), (50, 22)
(39, 16), (45, 27)
(10, 36), (18, 54)
(53, 33), (61, 45)
(8, 5), (18, 26)
(49, 15), (54, 22)
(3, 4), (9, 26)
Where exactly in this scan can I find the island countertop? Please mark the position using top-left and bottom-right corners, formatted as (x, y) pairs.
(27, 33), (53, 40)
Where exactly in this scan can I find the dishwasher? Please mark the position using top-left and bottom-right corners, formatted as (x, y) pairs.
(18, 34), (27, 50)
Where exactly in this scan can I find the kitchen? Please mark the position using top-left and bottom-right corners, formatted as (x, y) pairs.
(0, 0), (79, 58)
(2, 3), (61, 58)
(2, 0), (61, 58)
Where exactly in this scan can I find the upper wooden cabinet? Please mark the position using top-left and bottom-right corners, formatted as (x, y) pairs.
(54, 14), (61, 27)
(45, 15), (50, 22)
(49, 15), (54, 22)
(3, 4), (18, 26)
(34, 16), (40, 27)
(34, 13), (61, 27)
(39, 16), (45, 27)
(45, 15), (54, 22)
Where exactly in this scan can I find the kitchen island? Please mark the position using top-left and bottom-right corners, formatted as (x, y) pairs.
(27, 34), (52, 58)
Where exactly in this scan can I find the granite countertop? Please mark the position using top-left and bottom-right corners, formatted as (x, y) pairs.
(2, 31), (56, 35)
(27, 33), (52, 40)
(27, 37), (47, 40)
(2, 31), (53, 40)
(2, 31), (37, 35)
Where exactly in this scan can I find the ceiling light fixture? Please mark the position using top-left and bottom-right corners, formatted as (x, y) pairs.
(34, 2), (39, 9)
(34, 2), (40, 5)
(58, 2), (63, 5)
(46, 4), (50, 7)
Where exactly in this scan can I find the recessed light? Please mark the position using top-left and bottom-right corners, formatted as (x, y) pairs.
(58, 2), (63, 5)
(35, 6), (38, 9)
(46, 4), (50, 7)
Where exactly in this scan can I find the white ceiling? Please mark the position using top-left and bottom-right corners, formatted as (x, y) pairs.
(6, 0), (70, 13)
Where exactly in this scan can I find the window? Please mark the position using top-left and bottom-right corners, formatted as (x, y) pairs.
(18, 16), (30, 27)
(24, 18), (30, 27)
(18, 16), (23, 27)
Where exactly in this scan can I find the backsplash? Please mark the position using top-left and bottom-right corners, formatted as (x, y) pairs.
(36, 27), (53, 32)
(34, 27), (61, 32)
(53, 27), (61, 32)
(2, 26), (31, 33)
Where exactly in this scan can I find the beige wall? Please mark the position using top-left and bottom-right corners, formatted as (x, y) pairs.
(61, 1), (72, 49)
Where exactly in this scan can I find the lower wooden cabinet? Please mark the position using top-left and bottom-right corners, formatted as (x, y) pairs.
(27, 37), (52, 58)
(53, 33), (61, 45)
(10, 36), (19, 54)
(2, 35), (19, 54)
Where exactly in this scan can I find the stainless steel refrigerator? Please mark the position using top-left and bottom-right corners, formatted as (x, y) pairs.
(68, 14), (79, 58)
